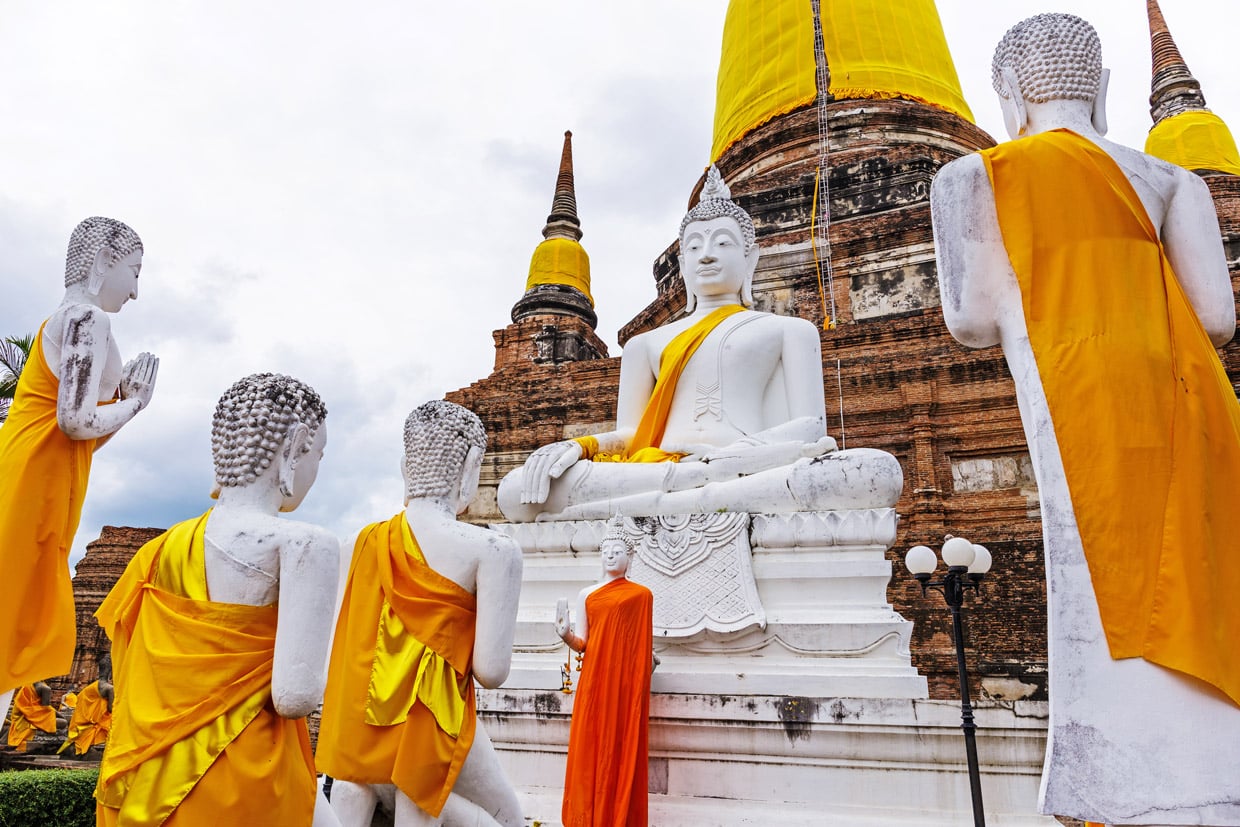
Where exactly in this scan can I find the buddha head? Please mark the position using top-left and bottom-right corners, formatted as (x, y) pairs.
(991, 13), (1107, 139)
(678, 166), (759, 313)
(599, 514), (636, 577)
(402, 400), (487, 512)
(64, 217), (145, 312)
(210, 373), (328, 511)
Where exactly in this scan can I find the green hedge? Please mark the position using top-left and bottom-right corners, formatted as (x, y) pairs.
(0, 769), (98, 827)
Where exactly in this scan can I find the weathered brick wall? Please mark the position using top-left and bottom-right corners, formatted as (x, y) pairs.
(450, 97), (1240, 703)
(57, 526), (163, 695)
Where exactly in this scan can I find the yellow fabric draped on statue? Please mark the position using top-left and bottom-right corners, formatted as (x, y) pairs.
(0, 323), (98, 694)
(95, 512), (315, 827)
(316, 514), (477, 818)
(58, 680), (111, 756)
(6, 684), (57, 752)
(982, 129), (1240, 706)
(711, 0), (973, 161)
(575, 304), (746, 463)
(1145, 110), (1240, 177)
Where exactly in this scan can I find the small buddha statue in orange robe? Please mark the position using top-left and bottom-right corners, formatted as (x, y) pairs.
(555, 518), (654, 827)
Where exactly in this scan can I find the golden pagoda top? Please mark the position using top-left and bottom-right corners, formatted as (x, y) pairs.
(525, 131), (593, 304)
(1143, 0), (1240, 176)
(710, 0), (974, 162)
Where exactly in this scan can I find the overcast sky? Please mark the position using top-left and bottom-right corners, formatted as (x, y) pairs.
(1, 1), (1234, 571)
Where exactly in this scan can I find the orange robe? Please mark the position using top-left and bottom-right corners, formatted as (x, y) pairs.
(95, 512), (315, 827)
(316, 514), (477, 818)
(563, 578), (654, 827)
(5, 684), (58, 752)
(0, 323), (99, 692)
(982, 129), (1240, 704)
(59, 680), (111, 755)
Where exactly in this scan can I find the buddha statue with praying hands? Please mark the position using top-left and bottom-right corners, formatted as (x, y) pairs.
(498, 166), (902, 522)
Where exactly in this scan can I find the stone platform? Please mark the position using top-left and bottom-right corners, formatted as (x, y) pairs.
(482, 691), (1056, 825)
(495, 508), (927, 699)
(485, 508), (1058, 823)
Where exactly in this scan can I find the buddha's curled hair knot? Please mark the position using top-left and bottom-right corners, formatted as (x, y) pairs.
(403, 400), (487, 500)
(64, 217), (144, 287)
(601, 514), (638, 555)
(211, 373), (327, 489)
(679, 165), (756, 251)
(991, 13), (1102, 105)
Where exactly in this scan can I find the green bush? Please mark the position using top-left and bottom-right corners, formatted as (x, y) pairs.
(0, 769), (98, 827)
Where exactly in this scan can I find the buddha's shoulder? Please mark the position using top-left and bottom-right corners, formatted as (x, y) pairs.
(736, 309), (818, 337)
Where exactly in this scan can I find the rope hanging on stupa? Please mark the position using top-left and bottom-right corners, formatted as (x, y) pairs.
(810, 0), (836, 331)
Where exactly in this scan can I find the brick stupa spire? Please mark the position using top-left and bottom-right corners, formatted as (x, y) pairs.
(1147, 0), (1207, 124)
(511, 130), (599, 333)
(1143, 0), (1240, 176)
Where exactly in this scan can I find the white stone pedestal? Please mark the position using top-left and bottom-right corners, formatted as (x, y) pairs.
(481, 691), (1056, 825)
(484, 508), (1052, 823)
(495, 508), (926, 698)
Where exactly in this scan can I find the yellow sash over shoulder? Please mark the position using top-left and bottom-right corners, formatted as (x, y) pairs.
(578, 304), (746, 464)
(95, 512), (315, 826)
(982, 130), (1240, 705)
(316, 513), (477, 818)
(0, 323), (97, 692)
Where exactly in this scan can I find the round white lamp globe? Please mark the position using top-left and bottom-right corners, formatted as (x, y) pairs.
(906, 545), (938, 576)
(941, 536), (976, 568)
(969, 544), (993, 575)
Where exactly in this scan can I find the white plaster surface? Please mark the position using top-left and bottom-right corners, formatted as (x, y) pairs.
(931, 56), (1240, 823)
(495, 508), (925, 699)
(480, 692), (1057, 825)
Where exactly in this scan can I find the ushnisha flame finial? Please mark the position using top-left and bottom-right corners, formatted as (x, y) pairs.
(679, 165), (756, 251)
(700, 165), (732, 202)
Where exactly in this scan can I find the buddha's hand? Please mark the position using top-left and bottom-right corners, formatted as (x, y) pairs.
(554, 598), (571, 640)
(520, 441), (583, 504)
(801, 435), (838, 457)
(120, 352), (159, 411)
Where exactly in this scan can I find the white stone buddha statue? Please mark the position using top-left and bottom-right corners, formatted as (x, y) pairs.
(320, 401), (524, 827)
(0, 216), (158, 725)
(95, 373), (340, 826)
(931, 13), (1240, 825)
(498, 167), (902, 522)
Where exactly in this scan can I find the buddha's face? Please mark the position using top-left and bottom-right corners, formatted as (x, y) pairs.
(281, 422), (327, 512)
(600, 538), (631, 576)
(96, 249), (142, 312)
(680, 216), (753, 304)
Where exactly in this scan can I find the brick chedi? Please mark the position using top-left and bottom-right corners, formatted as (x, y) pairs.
(59, 526), (162, 694)
(449, 0), (1240, 702)
(449, 130), (616, 523)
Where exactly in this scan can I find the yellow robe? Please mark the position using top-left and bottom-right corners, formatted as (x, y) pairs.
(59, 680), (111, 755)
(6, 684), (58, 752)
(577, 304), (746, 463)
(0, 323), (98, 692)
(316, 514), (477, 818)
(95, 512), (315, 827)
(982, 130), (1240, 705)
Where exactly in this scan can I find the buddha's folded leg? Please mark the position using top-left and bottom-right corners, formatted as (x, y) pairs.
(555, 449), (903, 519)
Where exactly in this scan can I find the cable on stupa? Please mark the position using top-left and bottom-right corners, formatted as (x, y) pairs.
(810, 0), (837, 332)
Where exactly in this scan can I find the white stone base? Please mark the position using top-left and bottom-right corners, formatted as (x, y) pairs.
(483, 691), (1056, 826)
(495, 509), (927, 699)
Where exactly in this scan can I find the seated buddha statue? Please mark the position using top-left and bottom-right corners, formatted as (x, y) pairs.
(498, 166), (902, 522)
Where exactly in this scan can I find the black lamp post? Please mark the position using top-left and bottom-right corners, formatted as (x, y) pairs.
(905, 537), (993, 827)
